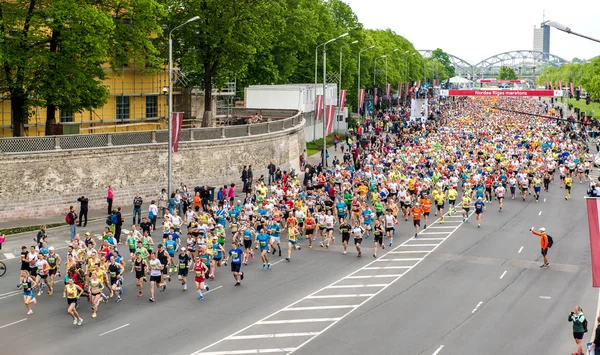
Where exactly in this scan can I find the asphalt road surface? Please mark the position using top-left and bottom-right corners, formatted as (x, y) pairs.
(0, 174), (597, 355)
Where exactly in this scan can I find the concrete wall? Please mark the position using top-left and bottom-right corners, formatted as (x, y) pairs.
(0, 119), (305, 220)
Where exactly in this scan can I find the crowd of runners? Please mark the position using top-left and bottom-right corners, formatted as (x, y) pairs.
(15, 96), (594, 326)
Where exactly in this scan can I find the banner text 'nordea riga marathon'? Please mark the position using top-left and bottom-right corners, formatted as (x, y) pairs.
(439, 90), (564, 97)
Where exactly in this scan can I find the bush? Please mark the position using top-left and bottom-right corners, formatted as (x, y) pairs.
(0, 222), (66, 236)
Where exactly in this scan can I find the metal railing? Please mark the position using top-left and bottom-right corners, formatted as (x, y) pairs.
(0, 110), (304, 154)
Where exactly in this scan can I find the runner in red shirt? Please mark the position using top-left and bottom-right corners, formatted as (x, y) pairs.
(193, 258), (209, 300)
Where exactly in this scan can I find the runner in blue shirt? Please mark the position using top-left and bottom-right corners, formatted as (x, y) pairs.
(270, 221), (282, 257)
(255, 229), (272, 269)
(227, 242), (244, 286)
(474, 197), (485, 228)
(361, 204), (374, 238)
(335, 199), (347, 220)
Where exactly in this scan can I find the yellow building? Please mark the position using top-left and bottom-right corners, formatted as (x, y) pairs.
(0, 67), (170, 137)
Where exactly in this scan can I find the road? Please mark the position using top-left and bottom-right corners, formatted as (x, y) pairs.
(0, 174), (597, 355)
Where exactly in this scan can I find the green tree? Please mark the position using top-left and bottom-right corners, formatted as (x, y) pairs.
(497, 66), (517, 80)
(164, 0), (285, 127)
(430, 48), (455, 78)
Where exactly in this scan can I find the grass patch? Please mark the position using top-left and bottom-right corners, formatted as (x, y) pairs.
(565, 98), (600, 120)
(307, 134), (337, 157)
(0, 222), (67, 236)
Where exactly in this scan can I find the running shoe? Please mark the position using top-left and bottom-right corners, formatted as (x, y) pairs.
(92, 313), (97, 318)
(267, 264), (271, 269)
(32, 298), (37, 305)
(27, 310), (33, 315)
(235, 281), (241, 286)
(240, 272), (244, 280)
(73, 318), (78, 325)
(115, 297), (122, 303)
(262, 264), (266, 270)
(183, 285), (187, 291)
(286, 257), (290, 262)
(198, 295), (204, 300)
(77, 318), (83, 326)
(149, 297), (155, 302)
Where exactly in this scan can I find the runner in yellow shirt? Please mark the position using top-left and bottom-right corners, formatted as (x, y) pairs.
(564, 175), (572, 200)
(447, 188), (458, 215)
(434, 190), (446, 223)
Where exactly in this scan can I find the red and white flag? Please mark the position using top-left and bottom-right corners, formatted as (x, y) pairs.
(586, 198), (600, 287)
(339, 90), (347, 111)
(171, 112), (184, 153)
(315, 95), (323, 121)
(325, 105), (335, 135)
(359, 89), (365, 110)
(386, 84), (391, 99)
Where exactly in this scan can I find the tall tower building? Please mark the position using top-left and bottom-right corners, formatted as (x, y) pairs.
(533, 23), (550, 59)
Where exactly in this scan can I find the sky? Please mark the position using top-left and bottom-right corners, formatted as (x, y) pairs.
(343, 0), (600, 65)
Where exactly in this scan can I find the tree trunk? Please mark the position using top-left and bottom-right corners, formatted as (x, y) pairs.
(45, 104), (56, 136)
(202, 59), (213, 127)
(10, 92), (26, 137)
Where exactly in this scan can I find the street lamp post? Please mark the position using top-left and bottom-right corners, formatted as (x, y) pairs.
(168, 15), (200, 197)
(547, 21), (600, 43)
(320, 33), (348, 167)
(338, 40), (358, 132)
(357, 46), (375, 117)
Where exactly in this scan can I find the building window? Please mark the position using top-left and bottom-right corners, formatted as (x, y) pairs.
(116, 96), (130, 120)
(60, 109), (73, 122)
(146, 95), (158, 118)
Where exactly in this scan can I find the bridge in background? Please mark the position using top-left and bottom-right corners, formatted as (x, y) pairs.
(419, 49), (569, 81)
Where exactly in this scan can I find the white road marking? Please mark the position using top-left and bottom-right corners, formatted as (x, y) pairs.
(205, 286), (223, 294)
(416, 237), (446, 241)
(198, 349), (296, 355)
(306, 294), (374, 299)
(227, 333), (319, 340)
(191, 208), (473, 355)
(388, 250), (431, 254)
(419, 232), (452, 235)
(0, 318), (26, 329)
(257, 318), (341, 325)
(99, 323), (129, 336)
(539, 211), (542, 216)
(283, 305), (357, 311)
(3, 253), (15, 259)
(428, 226), (456, 229)
(472, 301), (483, 313)
(544, 198), (547, 202)
(432, 345), (445, 355)
(0, 290), (21, 297)
(500, 271), (507, 279)
(518, 246), (523, 253)
(327, 284), (388, 289)
(0, 290), (22, 300)
(270, 259), (286, 266)
(376, 258), (421, 262)
(539, 296), (552, 300)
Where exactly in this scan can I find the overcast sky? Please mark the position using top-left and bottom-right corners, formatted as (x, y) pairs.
(343, 0), (599, 64)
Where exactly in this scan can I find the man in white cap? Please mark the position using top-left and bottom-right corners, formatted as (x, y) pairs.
(530, 227), (550, 268)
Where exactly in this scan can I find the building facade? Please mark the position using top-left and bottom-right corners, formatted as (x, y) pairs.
(0, 67), (170, 137)
(533, 23), (550, 59)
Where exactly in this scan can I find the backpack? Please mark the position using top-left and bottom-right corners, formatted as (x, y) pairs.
(111, 214), (119, 225)
(583, 318), (588, 333)
(65, 213), (72, 224)
(546, 234), (554, 248)
(106, 216), (112, 226)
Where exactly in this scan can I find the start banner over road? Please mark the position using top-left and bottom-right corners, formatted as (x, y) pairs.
(439, 90), (563, 97)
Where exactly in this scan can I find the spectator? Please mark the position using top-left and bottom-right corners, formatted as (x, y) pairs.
(228, 183), (235, 204)
(148, 200), (159, 230)
(133, 192), (143, 225)
(201, 185), (210, 211)
(193, 191), (201, 212)
(268, 161), (276, 185)
(114, 207), (123, 244)
(77, 196), (89, 227)
(66, 206), (77, 242)
(168, 193), (176, 215)
(158, 188), (168, 217)
(568, 306), (586, 355)
(107, 185), (114, 215)
(35, 225), (47, 249)
(241, 166), (248, 192)
(590, 315), (600, 354)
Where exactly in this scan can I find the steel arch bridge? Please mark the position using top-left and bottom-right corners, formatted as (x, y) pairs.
(418, 49), (569, 80)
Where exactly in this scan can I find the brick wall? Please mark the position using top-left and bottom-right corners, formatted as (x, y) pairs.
(0, 119), (305, 220)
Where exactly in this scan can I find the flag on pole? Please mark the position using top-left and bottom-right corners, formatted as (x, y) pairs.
(386, 84), (391, 99)
(325, 105), (335, 135)
(586, 198), (600, 287)
(339, 90), (347, 111)
(315, 95), (323, 121)
(398, 83), (402, 99)
(171, 112), (184, 153)
(374, 88), (378, 106)
(359, 89), (365, 110)
(570, 82), (575, 96)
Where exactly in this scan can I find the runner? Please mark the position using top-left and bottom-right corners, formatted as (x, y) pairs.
(339, 217), (351, 255)
(256, 228), (271, 269)
(286, 224), (301, 262)
(18, 270), (37, 315)
(419, 194), (432, 229)
(131, 252), (148, 297)
(474, 197), (485, 228)
(148, 252), (166, 302)
(63, 277), (84, 325)
(462, 193), (472, 223)
(384, 209), (397, 247)
(351, 220), (363, 257)
(372, 218), (385, 258)
(227, 241), (244, 286)
(193, 256), (209, 300)
(410, 202), (423, 237)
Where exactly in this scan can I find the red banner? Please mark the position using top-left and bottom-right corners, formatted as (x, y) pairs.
(325, 105), (335, 135)
(374, 88), (378, 106)
(587, 198), (600, 287)
(315, 95), (323, 121)
(171, 112), (184, 153)
(339, 90), (346, 111)
(439, 89), (562, 97)
(398, 83), (402, 99)
(359, 89), (365, 110)
(386, 84), (391, 99)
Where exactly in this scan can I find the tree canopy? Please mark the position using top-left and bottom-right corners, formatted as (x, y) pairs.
(497, 66), (518, 80)
(537, 59), (600, 101)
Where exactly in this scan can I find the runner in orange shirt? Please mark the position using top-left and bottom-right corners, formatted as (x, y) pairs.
(419, 194), (432, 229)
(410, 203), (423, 238)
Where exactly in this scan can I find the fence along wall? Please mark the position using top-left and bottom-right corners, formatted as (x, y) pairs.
(0, 112), (305, 221)
(0, 109), (302, 153)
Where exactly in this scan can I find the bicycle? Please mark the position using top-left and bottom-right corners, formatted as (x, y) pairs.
(0, 260), (6, 277)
